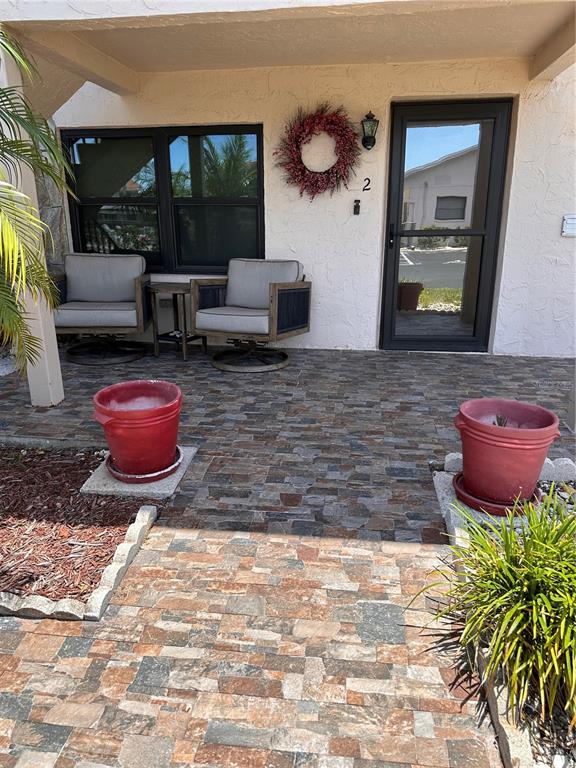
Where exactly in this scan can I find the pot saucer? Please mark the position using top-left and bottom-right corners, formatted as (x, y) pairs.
(105, 445), (183, 484)
(452, 472), (540, 516)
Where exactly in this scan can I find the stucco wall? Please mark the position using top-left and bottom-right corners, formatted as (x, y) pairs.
(53, 58), (575, 355)
(491, 65), (575, 357)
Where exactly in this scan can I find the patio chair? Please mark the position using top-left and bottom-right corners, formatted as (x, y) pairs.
(53, 253), (150, 364)
(190, 258), (311, 371)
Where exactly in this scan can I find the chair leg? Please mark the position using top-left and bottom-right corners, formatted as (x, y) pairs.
(212, 340), (288, 372)
(65, 336), (146, 366)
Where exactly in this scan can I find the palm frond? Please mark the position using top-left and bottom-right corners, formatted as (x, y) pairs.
(0, 87), (71, 189)
(0, 179), (56, 369)
(0, 24), (67, 373)
(0, 26), (36, 80)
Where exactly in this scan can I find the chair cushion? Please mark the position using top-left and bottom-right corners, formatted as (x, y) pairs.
(195, 306), (269, 335)
(54, 301), (138, 328)
(225, 259), (304, 310)
(65, 254), (145, 302)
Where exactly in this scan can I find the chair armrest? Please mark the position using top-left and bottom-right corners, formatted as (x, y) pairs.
(135, 274), (151, 329)
(270, 281), (311, 339)
(51, 272), (67, 305)
(191, 278), (228, 315)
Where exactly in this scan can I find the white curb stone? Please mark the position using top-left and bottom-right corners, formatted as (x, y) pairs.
(0, 504), (157, 622)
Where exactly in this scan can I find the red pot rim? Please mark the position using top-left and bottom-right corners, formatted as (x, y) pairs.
(94, 379), (182, 416)
(456, 397), (559, 438)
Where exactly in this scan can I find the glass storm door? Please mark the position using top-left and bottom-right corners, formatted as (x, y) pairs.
(380, 101), (511, 351)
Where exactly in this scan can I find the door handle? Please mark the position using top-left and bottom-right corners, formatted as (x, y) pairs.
(388, 223), (396, 247)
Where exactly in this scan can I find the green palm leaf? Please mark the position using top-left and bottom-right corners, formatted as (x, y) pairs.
(0, 24), (68, 372)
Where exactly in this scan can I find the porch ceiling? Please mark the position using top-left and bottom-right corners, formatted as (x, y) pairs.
(62, 3), (576, 71)
(8, 0), (575, 82)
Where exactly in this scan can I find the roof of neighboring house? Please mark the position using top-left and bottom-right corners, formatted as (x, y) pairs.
(404, 144), (479, 178)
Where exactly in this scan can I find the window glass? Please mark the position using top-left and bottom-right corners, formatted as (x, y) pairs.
(79, 205), (160, 266)
(70, 137), (156, 198)
(65, 127), (263, 272)
(402, 121), (490, 230)
(435, 196), (467, 220)
(169, 134), (258, 197)
(175, 205), (258, 267)
(395, 235), (481, 337)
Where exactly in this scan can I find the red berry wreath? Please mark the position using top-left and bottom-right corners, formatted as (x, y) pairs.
(275, 103), (361, 200)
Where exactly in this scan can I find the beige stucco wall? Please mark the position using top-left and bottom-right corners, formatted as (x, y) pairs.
(491, 64), (575, 357)
(53, 57), (575, 355)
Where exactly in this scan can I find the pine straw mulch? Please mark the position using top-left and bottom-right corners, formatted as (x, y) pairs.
(0, 448), (158, 602)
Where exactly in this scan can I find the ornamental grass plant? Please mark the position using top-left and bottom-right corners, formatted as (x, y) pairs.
(429, 489), (576, 731)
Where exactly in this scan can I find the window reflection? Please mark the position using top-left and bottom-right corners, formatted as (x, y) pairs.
(175, 206), (258, 267)
(169, 134), (258, 197)
(80, 205), (160, 266)
(70, 137), (156, 198)
(402, 122), (486, 231)
(395, 235), (481, 337)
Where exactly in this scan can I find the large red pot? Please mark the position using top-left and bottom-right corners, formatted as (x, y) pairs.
(454, 398), (560, 506)
(93, 380), (182, 476)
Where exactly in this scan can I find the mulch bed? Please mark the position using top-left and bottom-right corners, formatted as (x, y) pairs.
(0, 448), (156, 602)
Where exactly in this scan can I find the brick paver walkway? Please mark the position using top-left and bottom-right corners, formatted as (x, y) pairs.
(0, 349), (573, 767)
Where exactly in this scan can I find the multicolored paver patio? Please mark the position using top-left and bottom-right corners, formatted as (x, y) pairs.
(0, 349), (573, 767)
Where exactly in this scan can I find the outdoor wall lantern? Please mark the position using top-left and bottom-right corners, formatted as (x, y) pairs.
(361, 111), (379, 150)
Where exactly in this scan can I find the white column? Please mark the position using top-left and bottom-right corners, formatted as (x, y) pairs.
(0, 43), (64, 406)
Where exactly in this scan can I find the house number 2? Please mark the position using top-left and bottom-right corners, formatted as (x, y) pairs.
(363, 178), (371, 191)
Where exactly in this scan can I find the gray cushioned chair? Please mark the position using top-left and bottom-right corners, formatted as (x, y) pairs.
(53, 253), (150, 362)
(190, 258), (311, 371)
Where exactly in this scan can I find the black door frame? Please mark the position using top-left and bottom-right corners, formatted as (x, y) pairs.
(380, 99), (512, 352)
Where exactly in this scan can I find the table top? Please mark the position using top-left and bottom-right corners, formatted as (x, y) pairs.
(148, 281), (190, 294)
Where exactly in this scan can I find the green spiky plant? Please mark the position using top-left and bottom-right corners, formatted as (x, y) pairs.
(426, 490), (576, 730)
(0, 25), (70, 370)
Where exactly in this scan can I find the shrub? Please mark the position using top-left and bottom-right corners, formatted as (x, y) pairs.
(428, 490), (576, 729)
(417, 225), (445, 250)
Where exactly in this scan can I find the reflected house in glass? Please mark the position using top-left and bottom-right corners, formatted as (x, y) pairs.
(402, 144), (479, 236)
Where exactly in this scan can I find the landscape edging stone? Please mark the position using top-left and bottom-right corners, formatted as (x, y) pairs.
(0, 504), (157, 622)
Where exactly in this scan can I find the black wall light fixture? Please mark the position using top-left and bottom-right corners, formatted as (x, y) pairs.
(361, 111), (379, 150)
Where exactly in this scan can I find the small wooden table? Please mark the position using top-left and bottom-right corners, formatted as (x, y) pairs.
(148, 282), (207, 361)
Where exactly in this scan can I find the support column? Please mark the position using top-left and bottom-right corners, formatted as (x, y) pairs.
(0, 43), (64, 406)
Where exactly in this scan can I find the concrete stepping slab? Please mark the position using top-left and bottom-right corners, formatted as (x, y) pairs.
(80, 446), (198, 499)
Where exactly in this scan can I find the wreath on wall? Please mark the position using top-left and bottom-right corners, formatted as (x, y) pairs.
(275, 103), (361, 200)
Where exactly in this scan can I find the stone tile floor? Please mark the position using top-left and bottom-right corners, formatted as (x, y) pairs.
(0, 349), (574, 767)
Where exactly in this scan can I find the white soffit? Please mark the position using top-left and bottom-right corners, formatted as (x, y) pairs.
(7, 1), (575, 73)
(64, 4), (575, 70)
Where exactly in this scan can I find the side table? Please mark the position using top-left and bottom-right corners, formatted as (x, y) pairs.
(148, 282), (207, 360)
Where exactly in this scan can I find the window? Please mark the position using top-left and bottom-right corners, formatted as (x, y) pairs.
(63, 126), (264, 273)
(435, 195), (466, 220)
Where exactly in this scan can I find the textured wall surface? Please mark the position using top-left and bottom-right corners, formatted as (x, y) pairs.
(53, 58), (575, 354)
(491, 65), (575, 357)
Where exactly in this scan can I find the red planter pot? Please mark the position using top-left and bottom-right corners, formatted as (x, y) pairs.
(454, 398), (560, 512)
(93, 380), (182, 479)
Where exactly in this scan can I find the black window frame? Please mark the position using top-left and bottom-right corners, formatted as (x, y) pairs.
(434, 195), (467, 221)
(61, 125), (265, 274)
